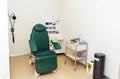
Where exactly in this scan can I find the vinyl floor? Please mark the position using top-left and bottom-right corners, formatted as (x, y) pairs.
(10, 55), (93, 79)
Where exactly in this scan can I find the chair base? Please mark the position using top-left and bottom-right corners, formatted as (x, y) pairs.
(52, 70), (57, 73)
(29, 55), (35, 65)
(35, 70), (40, 76)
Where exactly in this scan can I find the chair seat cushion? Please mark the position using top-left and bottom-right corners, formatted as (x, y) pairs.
(32, 49), (56, 56)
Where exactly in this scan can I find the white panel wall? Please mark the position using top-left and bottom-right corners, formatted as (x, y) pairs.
(8, 0), (60, 56)
(60, 0), (120, 79)
(0, 0), (10, 79)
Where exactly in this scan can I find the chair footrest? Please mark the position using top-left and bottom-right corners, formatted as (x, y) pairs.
(35, 54), (57, 74)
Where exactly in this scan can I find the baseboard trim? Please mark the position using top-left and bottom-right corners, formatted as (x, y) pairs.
(10, 53), (30, 57)
(103, 75), (110, 79)
(56, 52), (65, 55)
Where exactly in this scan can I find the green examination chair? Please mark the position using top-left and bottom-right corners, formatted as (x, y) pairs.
(29, 24), (57, 76)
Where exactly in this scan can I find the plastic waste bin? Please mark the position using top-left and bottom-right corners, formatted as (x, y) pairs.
(93, 53), (105, 79)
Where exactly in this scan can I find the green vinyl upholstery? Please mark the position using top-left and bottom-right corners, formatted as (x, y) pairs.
(30, 24), (49, 51)
(29, 24), (57, 74)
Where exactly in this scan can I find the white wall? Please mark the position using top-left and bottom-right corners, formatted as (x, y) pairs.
(0, 0), (10, 79)
(60, 0), (120, 79)
(8, 0), (60, 56)
(118, 63), (120, 79)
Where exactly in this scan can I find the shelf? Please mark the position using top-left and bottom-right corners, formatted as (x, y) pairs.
(44, 21), (61, 35)
(66, 47), (86, 52)
(66, 42), (87, 51)
(49, 35), (64, 54)
(49, 34), (63, 40)
(66, 53), (85, 60)
(64, 41), (88, 70)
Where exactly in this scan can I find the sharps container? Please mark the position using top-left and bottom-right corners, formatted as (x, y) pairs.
(93, 53), (105, 79)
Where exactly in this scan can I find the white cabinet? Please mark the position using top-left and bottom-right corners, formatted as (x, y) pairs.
(49, 34), (64, 54)
(44, 21), (64, 54)
(64, 41), (88, 70)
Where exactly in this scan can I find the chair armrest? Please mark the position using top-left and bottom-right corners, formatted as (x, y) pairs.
(29, 40), (37, 52)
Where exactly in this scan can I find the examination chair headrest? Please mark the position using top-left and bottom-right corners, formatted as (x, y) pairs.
(34, 24), (46, 32)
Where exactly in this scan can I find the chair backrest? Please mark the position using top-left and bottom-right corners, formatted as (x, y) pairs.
(30, 24), (49, 50)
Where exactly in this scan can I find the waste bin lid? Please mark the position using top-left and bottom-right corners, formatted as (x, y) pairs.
(95, 53), (105, 58)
